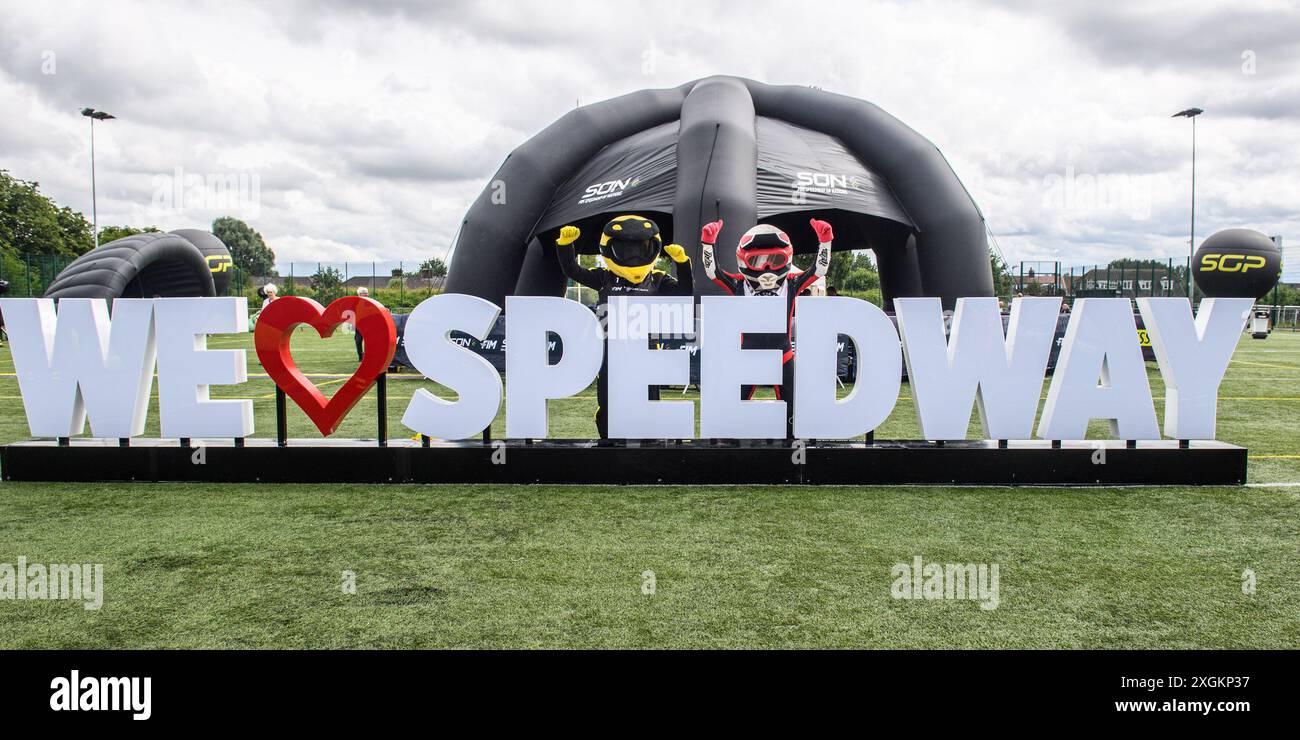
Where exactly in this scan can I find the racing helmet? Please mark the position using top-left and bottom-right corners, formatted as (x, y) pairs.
(735, 224), (794, 285)
(599, 215), (663, 283)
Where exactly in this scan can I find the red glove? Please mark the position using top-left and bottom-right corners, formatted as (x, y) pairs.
(810, 218), (834, 243)
(700, 220), (724, 245)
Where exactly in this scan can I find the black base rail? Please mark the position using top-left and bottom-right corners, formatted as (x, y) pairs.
(0, 439), (1248, 486)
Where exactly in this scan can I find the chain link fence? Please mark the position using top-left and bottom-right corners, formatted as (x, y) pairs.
(1015, 258), (1193, 300)
(0, 252), (77, 298)
(0, 255), (447, 312)
(3, 251), (1292, 331)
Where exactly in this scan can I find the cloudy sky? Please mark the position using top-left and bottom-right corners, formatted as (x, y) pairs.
(1, 0), (1296, 273)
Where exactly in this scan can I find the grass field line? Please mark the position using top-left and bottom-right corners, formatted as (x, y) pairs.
(1231, 358), (1299, 369)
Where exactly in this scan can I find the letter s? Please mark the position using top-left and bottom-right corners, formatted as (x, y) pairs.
(401, 294), (503, 440)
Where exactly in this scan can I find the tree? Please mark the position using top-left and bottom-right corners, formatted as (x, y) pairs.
(989, 248), (1014, 298)
(843, 265), (881, 293)
(310, 266), (345, 304)
(420, 258), (447, 277)
(212, 216), (276, 276)
(96, 225), (160, 244)
(791, 249), (859, 291)
(0, 169), (94, 256)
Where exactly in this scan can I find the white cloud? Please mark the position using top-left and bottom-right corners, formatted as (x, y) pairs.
(271, 234), (378, 263)
(0, 0), (1295, 272)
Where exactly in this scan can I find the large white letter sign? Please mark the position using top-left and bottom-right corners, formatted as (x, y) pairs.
(0, 298), (156, 438)
(154, 297), (253, 438)
(793, 296), (901, 438)
(1137, 297), (1252, 439)
(401, 293), (503, 440)
(607, 296), (695, 439)
(699, 295), (786, 439)
(504, 296), (603, 438)
(1038, 298), (1159, 440)
(896, 296), (1060, 439)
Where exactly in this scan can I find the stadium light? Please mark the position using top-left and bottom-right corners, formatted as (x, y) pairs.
(80, 107), (117, 248)
(1172, 107), (1203, 298)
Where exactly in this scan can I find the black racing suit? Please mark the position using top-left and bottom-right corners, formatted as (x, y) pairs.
(703, 239), (831, 437)
(556, 247), (693, 438)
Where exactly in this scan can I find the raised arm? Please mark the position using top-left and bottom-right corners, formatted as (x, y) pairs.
(795, 218), (834, 292)
(660, 243), (694, 295)
(699, 220), (742, 295)
(554, 225), (603, 291)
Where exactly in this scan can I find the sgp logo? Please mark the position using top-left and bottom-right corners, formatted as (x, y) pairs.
(1200, 253), (1266, 273)
(206, 255), (233, 274)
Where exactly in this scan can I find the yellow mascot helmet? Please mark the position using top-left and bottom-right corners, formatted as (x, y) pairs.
(599, 215), (662, 284)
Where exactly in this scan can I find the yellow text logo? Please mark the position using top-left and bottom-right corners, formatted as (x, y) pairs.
(1200, 253), (1265, 273)
(207, 255), (233, 273)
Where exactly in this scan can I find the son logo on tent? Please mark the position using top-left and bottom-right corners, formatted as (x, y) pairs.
(579, 176), (640, 205)
(793, 171), (861, 195)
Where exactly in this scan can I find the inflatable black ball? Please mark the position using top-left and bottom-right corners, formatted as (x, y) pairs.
(170, 228), (235, 295)
(1193, 228), (1280, 299)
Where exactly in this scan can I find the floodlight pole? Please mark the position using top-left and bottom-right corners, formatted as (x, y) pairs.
(1173, 107), (1203, 299)
(89, 115), (98, 248)
(81, 107), (116, 249)
(1189, 114), (1196, 299)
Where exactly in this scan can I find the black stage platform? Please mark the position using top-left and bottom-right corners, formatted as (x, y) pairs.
(0, 438), (1248, 486)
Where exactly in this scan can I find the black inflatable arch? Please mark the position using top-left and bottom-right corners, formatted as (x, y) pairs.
(446, 76), (993, 309)
(44, 230), (223, 300)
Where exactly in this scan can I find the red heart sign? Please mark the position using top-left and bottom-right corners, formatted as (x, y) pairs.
(254, 295), (398, 436)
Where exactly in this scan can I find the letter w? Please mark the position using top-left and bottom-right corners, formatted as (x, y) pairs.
(0, 298), (156, 437)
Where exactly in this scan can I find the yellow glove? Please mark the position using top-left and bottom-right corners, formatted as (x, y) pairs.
(556, 225), (581, 246)
(663, 243), (689, 264)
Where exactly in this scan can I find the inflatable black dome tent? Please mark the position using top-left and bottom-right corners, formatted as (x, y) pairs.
(44, 229), (234, 300)
(445, 76), (993, 308)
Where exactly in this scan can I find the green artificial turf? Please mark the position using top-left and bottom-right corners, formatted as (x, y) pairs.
(0, 325), (1297, 648)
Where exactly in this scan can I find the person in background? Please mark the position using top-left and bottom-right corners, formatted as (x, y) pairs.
(354, 286), (374, 360)
(0, 278), (8, 345)
(250, 283), (278, 329)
